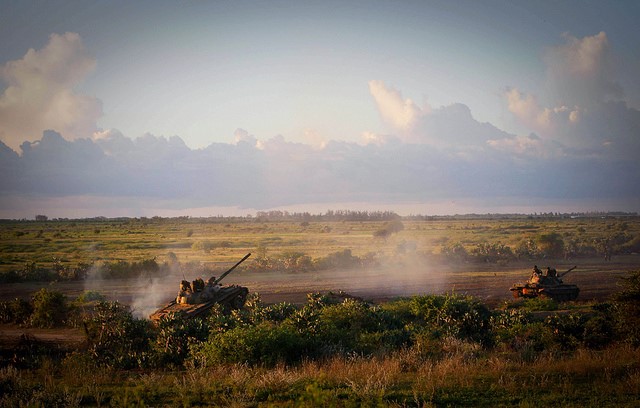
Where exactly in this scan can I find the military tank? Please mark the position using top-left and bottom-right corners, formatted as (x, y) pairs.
(150, 253), (251, 322)
(510, 265), (579, 301)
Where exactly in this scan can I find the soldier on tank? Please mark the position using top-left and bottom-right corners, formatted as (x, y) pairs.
(530, 265), (542, 283)
(176, 280), (193, 304)
(192, 278), (205, 292)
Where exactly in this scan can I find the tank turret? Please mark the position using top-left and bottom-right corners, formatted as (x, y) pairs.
(150, 253), (251, 322)
(510, 265), (579, 301)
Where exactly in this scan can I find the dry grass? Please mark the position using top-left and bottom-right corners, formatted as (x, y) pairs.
(3, 342), (639, 407)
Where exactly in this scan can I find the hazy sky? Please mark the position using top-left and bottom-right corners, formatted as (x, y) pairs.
(1, 1), (639, 217)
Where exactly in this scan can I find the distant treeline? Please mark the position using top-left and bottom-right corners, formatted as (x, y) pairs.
(254, 210), (401, 222)
(3, 210), (638, 223)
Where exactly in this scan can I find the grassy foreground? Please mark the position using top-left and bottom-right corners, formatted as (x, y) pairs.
(2, 338), (639, 407)
(2, 286), (640, 407)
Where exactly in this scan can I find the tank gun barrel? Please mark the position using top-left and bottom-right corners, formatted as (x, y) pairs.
(559, 265), (577, 278)
(214, 253), (251, 285)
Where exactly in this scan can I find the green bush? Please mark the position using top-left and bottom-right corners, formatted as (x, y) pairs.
(536, 232), (565, 258)
(155, 313), (209, 366)
(316, 299), (396, 354)
(611, 270), (640, 345)
(98, 258), (161, 279)
(75, 290), (106, 303)
(515, 238), (539, 260)
(83, 301), (154, 368)
(490, 308), (533, 345)
(30, 289), (68, 328)
(409, 294), (493, 345)
(544, 313), (587, 351)
(195, 322), (310, 366)
(0, 298), (33, 324)
(508, 321), (556, 360)
(519, 297), (558, 312)
(312, 249), (361, 270)
(441, 242), (468, 262)
(471, 242), (514, 263)
(582, 314), (615, 349)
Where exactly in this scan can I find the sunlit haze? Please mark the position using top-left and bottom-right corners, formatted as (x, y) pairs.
(1, 1), (639, 218)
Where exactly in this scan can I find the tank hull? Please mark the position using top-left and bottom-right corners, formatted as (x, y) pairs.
(149, 285), (248, 322)
(510, 283), (579, 301)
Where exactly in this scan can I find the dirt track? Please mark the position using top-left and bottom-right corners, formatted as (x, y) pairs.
(251, 256), (638, 307)
(1, 256), (637, 308)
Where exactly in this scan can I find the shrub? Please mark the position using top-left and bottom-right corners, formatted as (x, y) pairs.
(256, 302), (298, 323)
(0, 298), (33, 324)
(582, 314), (615, 349)
(29, 289), (68, 328)
(97, 258), (161, 279)
(373, 219), (404, 239)
(545, 313), (587, 351)
(75, 291), (106, 303)
(280, 251), (313, 271)
(611, 270), (640, 345)
(490, 308), (533, 345)
(409, 294), (493, 345)
(83, 301), (154, 368)
(519, 297), (558, 312)
(315, 299), (397, 354)
(441, 242), (468, 262)
(536, 233), (565, 258)
(155, 313), (209, 366)
(195, 322), (310, 366)
(313, 249), (361, 270)
(515, 238), (539, 260)
(471, 242), (514, 263)
(508, 321), (556, 359)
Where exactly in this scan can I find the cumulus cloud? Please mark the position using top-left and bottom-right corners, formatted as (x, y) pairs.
(0, 33), (102, 152)
(486, 132), (568, 159)
(361, 131), (402, 146)
(232, 128), (258, 147)
(544, 31), (622, 107)
(3, 127), (638, 219)
(505, 88), (581, 137)
(92, 129), (134, 156)
(369, 80), (513, 148)
(368, 80), (427, 132)
(504, 31), (638, 158)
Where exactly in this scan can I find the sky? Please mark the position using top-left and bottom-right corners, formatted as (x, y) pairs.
(0, 0), (639, 218)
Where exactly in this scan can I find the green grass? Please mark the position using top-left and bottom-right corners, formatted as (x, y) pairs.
(1, 216), (639, 274)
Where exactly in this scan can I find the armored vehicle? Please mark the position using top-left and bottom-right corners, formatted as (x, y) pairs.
(150, 253), (251, 322)
(510, 265), (579, 301)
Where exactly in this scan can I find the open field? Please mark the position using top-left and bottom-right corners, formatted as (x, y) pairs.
(2, 215), (639, 269)
(1, 215), (639, 311)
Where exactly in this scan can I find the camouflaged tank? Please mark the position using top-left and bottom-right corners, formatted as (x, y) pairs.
(510, 265), (579, 301)
(150, 253), (250, 322)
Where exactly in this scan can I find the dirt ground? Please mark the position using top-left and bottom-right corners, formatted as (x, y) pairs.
(1, 255), (637, 307)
